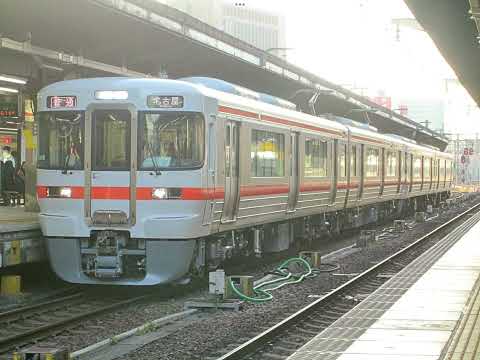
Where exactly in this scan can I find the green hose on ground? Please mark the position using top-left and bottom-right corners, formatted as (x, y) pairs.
(228, 256), (313, 303)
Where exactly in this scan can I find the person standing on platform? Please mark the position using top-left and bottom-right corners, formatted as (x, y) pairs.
(0, 146), (16, 168)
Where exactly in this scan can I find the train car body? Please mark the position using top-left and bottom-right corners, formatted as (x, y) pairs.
(36, 77), (453, 285)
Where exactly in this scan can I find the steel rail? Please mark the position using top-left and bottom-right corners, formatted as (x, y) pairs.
(216, 201), (480, 360)
(0, 293), (151, 354)
(0, 292), (83, 321)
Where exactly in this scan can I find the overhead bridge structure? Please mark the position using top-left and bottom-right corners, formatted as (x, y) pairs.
(0, 0), (448, 149)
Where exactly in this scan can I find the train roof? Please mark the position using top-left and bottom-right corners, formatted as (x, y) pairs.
(38, 77), (451, 158)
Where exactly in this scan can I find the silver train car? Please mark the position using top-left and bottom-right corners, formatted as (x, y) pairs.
(36, 77), (453, 285)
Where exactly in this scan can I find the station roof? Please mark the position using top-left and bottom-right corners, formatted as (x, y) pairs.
(405, 0), (480, 106)
(0, 0), (449, 150)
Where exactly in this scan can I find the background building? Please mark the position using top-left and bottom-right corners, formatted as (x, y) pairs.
(156, 0), (287, 56)
(222, 2), (287, 57)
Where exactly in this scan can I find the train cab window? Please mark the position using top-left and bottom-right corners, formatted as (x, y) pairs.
(386, 151), (397, 177)
(138, 112), (204, 170)
(304, 138), (327, 177)
(93, 110), (130, 170)
(37, 112), (84, 170)
(366, 148), (379, 177)
(351, 145), (357, 177)
(251, 129), (285, 177)
(423, 157), (431, 180)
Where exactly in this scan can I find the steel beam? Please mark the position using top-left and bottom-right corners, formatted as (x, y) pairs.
(0, 37), (147, 77)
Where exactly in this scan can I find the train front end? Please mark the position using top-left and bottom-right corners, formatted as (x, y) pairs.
(36, 78), (209, 285)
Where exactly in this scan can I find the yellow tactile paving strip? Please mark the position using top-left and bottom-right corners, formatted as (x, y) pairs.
(442, 275), (480, 360)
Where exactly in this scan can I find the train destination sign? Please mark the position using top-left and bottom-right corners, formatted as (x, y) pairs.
(147, 95), (184, 108)
(0, 94), (18, 117)
(47, 95), (77, 108)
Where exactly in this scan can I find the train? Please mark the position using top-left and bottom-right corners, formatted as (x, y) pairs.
(36, 77), (453, 285)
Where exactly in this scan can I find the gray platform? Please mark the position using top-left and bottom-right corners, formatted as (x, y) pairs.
(287, 210), (480, 360)
(0, 207), (43, 268)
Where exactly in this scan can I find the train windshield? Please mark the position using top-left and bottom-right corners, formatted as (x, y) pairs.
(138, 112), (204, 170)
(37, 112), (84, 170)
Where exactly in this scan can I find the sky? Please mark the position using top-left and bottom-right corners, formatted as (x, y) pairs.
(249, 0), (454, 97)
(239, 0), (480, 134)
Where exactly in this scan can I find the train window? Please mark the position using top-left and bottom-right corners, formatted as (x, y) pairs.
(339, 144), (347, 178)
(386, 151), (397, 177)
(350, 145), (357, 177)
(251, 129), (285, 177)
(366, 148), (379, 177)
(424, 157), (431, 180)
(138, 112), (204, 170)
(350, 145), (357, 176)
(37, 111), (84, 170)
(413, 157), (422, 178)
(442, 160), (445, 180)
(304, 138), (327, 177)
(225, 125), (231, 177)
(446, 160), (451, 181)
(93, 110), (130, 170)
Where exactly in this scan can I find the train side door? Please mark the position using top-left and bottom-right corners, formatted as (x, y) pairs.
(331, 140), (338, 204)
(408, 153), (413, 192)
(400, 151), (407, 194)
(397, 150), (402, 193)
(221, 120), (240, 223)
(358, 144), (365, 199)
(380, 148), (385, 196)
(287, 132), (300, 213)
(203, 117), (217, 225)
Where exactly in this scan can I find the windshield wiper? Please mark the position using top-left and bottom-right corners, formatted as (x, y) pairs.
(146, 142), (162, 176)
(62, 153), (71, 174)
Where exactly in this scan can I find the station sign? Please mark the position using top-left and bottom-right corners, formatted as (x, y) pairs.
(0, 94), (18, 118)
(464, 147), (474, 156)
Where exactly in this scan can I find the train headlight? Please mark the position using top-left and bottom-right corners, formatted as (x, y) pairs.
(60, 187), (72, 198)
(151, 187), (182, 200)
(46, 186), (72, 198)
(152, 187), (168, 200)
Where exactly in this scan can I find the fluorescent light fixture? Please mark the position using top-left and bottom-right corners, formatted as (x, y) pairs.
(0, 74), (27, 85)
(95, 90), (128, 100)
(0, 87), (18, 94)
(41, 64), (64, 72)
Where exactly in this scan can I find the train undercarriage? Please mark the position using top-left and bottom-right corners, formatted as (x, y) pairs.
(190, 192), (451, 277)
(75, 192), (449, 282)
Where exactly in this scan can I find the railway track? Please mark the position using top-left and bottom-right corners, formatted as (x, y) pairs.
(214, 201), (480, 360)
(0, 290), (151, 356)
